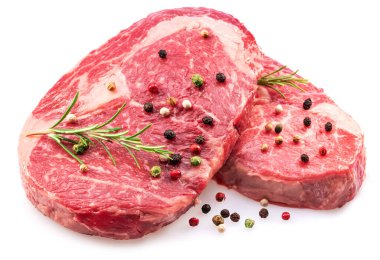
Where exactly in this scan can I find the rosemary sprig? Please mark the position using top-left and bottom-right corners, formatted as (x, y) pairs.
(257, 65), (308, 98)
(27, 92), (172, 171)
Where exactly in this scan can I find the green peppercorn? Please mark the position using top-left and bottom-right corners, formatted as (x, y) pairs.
(230, 212), (240, 222)
(190, 156), (202, 166)
(191, 74), (204, 88)
(73, 144), (86, 155)
(245, 218), (255, 228)
(150, 166), (161, 178)
(212, 215), (224, 226)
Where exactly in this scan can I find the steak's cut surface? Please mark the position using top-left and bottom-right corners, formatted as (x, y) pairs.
(215, 56), (366, 209)
(19, 8), (263, 239)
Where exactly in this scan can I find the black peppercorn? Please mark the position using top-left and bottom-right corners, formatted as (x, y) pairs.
(230, 212), (240, 222)
(216, 72), (226, 82)
(202, 116), (214, 125)
(168, 153), (182, 165)
(325, 122), (333, 132)
(158, 49), (167, 58)
(143, 102), (154, 113)
(303, 117), (311, 127)
(220, 209), (230, 218)
(201, 204), (211, 214)
(195, 135), (205, 144)
(164, 129), (176, 140)
(259, 208), (269, 218)
(303, 98), (312, 110)
(301, 153), (309, 163)
(275, 123), (283, 134)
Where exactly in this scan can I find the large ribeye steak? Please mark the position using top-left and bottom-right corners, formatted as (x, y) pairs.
(215, 56), (366, 209)
(18, 8), (263, 239)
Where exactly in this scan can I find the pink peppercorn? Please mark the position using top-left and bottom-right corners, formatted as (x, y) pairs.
(147, 83), (159, 93)
(190, 144), (201, 154)
(189, 217), (199, 227)
(282, 212), (290, 220)
(170, 170), (181, 180)
(215, 192), (226, 202)
(319, 147), (327, 156)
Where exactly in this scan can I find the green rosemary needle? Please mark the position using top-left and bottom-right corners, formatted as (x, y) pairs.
(26, 92), (172, 171)
(257, 65), (308, 98)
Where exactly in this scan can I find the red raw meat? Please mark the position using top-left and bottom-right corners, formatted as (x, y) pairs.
(18, 8), (263, 239)
(215, 56), (366, 209)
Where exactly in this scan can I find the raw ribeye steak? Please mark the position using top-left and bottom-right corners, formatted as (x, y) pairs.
(215, 56), (366, 209)
(18, 8), (263, 239)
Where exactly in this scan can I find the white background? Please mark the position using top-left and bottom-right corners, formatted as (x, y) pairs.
(1, 0), (379, 259)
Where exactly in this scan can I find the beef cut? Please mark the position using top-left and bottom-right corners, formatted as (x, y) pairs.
(215, 56), (366, 209)
(18, 8), (263, 239)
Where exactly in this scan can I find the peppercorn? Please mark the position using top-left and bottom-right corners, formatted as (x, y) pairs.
(201, 204), (211, 214)
(195, 135), (205, 144)
(164, 129), (176, 140)
(319, 147), (327, 156)
(67, 113), (78, 124)
(275, 136), (283, 145)
(191, 74), (204, 88)
(159, 107), (170, 117)
(200, 29), (209, 38)
(215, 192), (225, 202)
(202, 116), (214, 125)
(189, 217), (199, 227)
(220, 209), (230, 218)
(301, 153), (309, 163)
(190, 156), (202, 166)
(245, 218), (255, 228)
(265, 122), (273, 132)
(182, 99), (192, 109)
(216, 72), (226, 82)
(80, 164), (88, 173)
(170, 169), (181, 180)
(106, 82), (116, 91)
(282, 212), (290, 220)
(147, 83), (159, 93)
(143, 102), (154, 112)
(303, 117), (311, 127)
(275, 104), (283, 114)
(293, 135), (301, 143)
(325, 122), (333, 132)
(261, 143), (269, 152)
(168, 153), (182, 165)
(230, 212), (240, 222)
(158, 49), (167, 59)
(150, 166), (161, 178)
(259, 208), (269, 218)
(190, 144), (201, 154)
(303, 98), (312, 110)
(166, 96), (177, 106)
(217, 224), (226, 233)
(212, 215), (224, 226)
(260, 198), (269, 207)
(73, 143), (86, 155)
(159, 155), (169, 164)
(275, 123), (283, 134)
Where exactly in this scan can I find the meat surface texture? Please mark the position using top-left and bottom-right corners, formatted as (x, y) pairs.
(18, 8), (263, 239)
(215, 56), (366, 209)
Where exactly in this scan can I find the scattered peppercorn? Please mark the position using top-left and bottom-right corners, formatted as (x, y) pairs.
(215, 192), (226, 202)
(190, 156), (202, 166)
(195, 135), (205, 144)
(260, 198), (269, 207)
(106, 82), (116, 91)
(259, 208), (269, 218)
(303, 98), (312, 110)
(275, 104), (283, 114)
(147, 83), (159, 93)
(202, 116), (214, 125)
(67, 113), (78, 124)
(303, 117), (311, 127)
(301, 154), (309, 163)
(164, 129), (176, 140)
(293, 135), (301, 143)
(150, 166), (161, 178)
(170, 169), (181, 180)
(168, 153), (182, 165)
(191, 74), (204, 88)
(190, 144), (201, 154)
(159, 107), (170, 117)
(143, 102), (154, 112)
(200, 29), (209, 38)
(189, 217), (199, 227)
(275, 136), (284, 145)
(230, 212), (240, 222)
(265, 122), (273, 132)
(182, 99), (192, 109)
(325, 122), (333, 132)
(282, 212), (290, 220)
(217, 224), (226, 233)
(158, 49), (167, 59)
(80, 164), (88, 173)
(275, 123), (283, 134)
(261, 143), (269, 152)
(201, 204), (211, 214)
(212, 215), (224, 226)
(159, 155), (169, 164)
(220, 209), (230, 218)
(216, 72), (226, 82)
(319, 147), (327, 156)
(166, 96), (177, 106)
(245, 218), (255, 228)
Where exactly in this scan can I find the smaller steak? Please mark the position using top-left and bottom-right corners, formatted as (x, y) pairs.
(215, 56), (366, 209)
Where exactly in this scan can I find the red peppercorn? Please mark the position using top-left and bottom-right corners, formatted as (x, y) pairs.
(189, 217), (199, 227)
(282, 212), (290, 220)
(190, 144), (201, 154)
(215, 192), (226, 202)
(170, 169), (181, 180)
(319, 147), (327, 156)
(147, 83), (159, 93)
